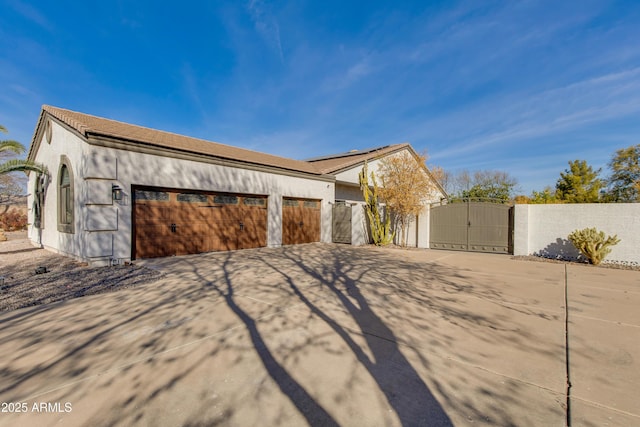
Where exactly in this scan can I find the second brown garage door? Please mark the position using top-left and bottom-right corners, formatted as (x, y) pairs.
(282, 197), (321, 245)
(133, 188), (267, 259)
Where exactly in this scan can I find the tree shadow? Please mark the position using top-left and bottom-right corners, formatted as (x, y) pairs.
(191, 253), (340, 426)
(0, 244), (565, 426)
(256, 247), (453, 426)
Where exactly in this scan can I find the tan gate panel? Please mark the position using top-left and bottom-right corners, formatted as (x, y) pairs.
(467, 202), (512, 252)
(429, 203), (468, 250)
(430, 201), (513, 254)
(332, 203), (352, 244)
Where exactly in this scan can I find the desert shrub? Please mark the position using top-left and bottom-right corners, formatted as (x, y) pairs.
(568, 227), (620, 265)
(0, 209), (28, 231)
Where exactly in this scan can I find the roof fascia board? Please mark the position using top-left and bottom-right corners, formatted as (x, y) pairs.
(26, 110), (49, 163)
(31, 111), (334, 182)
(86, 134), (336, 183)
(332, 144), (448, 197)
(327, 144), (410, 175)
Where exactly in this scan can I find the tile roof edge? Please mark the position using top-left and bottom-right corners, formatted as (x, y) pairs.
(39, 105), (326, 176)
(315, 143), (411, 174)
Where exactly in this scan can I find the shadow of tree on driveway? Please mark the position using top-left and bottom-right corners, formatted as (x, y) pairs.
(0, 243), (566, 426)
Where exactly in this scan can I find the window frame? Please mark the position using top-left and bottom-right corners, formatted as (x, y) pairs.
(57, 155), (75, 233)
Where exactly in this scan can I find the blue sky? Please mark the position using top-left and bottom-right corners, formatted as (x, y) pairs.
(2, 0), (639, 194)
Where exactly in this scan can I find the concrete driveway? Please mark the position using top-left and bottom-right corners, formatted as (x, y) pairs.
(0, 244), (638, 426)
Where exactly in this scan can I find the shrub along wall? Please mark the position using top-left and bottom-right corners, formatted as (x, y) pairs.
(513, 203), (640, 266)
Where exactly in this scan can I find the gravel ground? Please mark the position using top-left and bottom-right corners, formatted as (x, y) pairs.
(511, 254), (640, 270)
(0, 231), (164, 313)
(368, 242), (640, 271)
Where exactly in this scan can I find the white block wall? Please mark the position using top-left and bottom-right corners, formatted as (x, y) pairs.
(514, 204), (640, 265)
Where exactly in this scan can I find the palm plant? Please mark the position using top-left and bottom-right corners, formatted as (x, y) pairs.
(1, 125), (46, 175)
(1, 125), (47, 240)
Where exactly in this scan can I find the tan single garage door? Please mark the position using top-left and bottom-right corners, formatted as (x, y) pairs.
(282, 197), (321, 245)
(133, 188), (267, 259)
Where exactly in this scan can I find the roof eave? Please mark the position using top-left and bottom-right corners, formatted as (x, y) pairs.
(321, 143), (411, 175)
(85, 133), (335, 182)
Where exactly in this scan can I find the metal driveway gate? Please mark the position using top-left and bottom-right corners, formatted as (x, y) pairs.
(429, 201), (513, 254)
(332, 203), (352, 244)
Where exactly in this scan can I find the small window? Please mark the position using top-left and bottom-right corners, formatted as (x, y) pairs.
(177, 193), (208, 203)
(60, 167), (72, 224)
(304, 200), (320, 209)
(33, 173), (46, 229)
(214, 195), (238, 205)
(134, 190), (169, 201)
(283, 198), (299, 207)
(57, 156), (74, 233)
(44, 120), (52, 144)
(243, 197), (266, 207)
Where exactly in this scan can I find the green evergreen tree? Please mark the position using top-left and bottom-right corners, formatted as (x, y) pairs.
(555, 160), (602, 203)
(606, 144), (640, 202)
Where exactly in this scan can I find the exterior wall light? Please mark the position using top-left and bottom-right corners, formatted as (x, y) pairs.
(112, 185), (123, 201)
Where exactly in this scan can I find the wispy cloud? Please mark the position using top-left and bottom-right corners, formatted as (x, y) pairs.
(320, 56), (374, 92)
(180, 63), (205, 117)
(2, 0), (639, 196)
(427, 67), (640, 160)
(6, 0), (54, 32)
(246, 0), (284, 62)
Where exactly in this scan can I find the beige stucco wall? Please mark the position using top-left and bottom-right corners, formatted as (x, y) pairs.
(28, 119), (335, 265)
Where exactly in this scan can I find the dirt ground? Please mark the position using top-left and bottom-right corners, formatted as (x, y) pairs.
(0, 231), (163, 312)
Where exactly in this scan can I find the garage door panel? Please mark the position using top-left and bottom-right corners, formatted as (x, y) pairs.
(135, 236), (173, 259)
(135, 224), (171, 239)
(174, 234), (207, 256)
(282, 199), (320, 245)
(239, 222), (266, 249)
(173, 207), (207, 223)
(134, 205), (171, 224)
(302, 205), (321, 242)
(134, 188), (268, 259)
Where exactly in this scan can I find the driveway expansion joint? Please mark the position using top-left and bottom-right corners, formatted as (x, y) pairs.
(564, 265), (572, 427)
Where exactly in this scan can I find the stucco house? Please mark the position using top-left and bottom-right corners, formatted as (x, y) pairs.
(26, 106), (444, 265)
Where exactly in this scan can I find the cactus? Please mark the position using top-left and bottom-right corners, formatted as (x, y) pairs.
(359, 162), (394, 245)
(568, 227), (620, 265)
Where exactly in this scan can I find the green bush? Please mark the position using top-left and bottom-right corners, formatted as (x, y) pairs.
(568, 227), (620, 265)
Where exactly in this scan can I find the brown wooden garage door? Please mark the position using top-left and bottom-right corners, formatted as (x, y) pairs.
(282, 197), (321, 245)
(133, 188), (267, 259)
